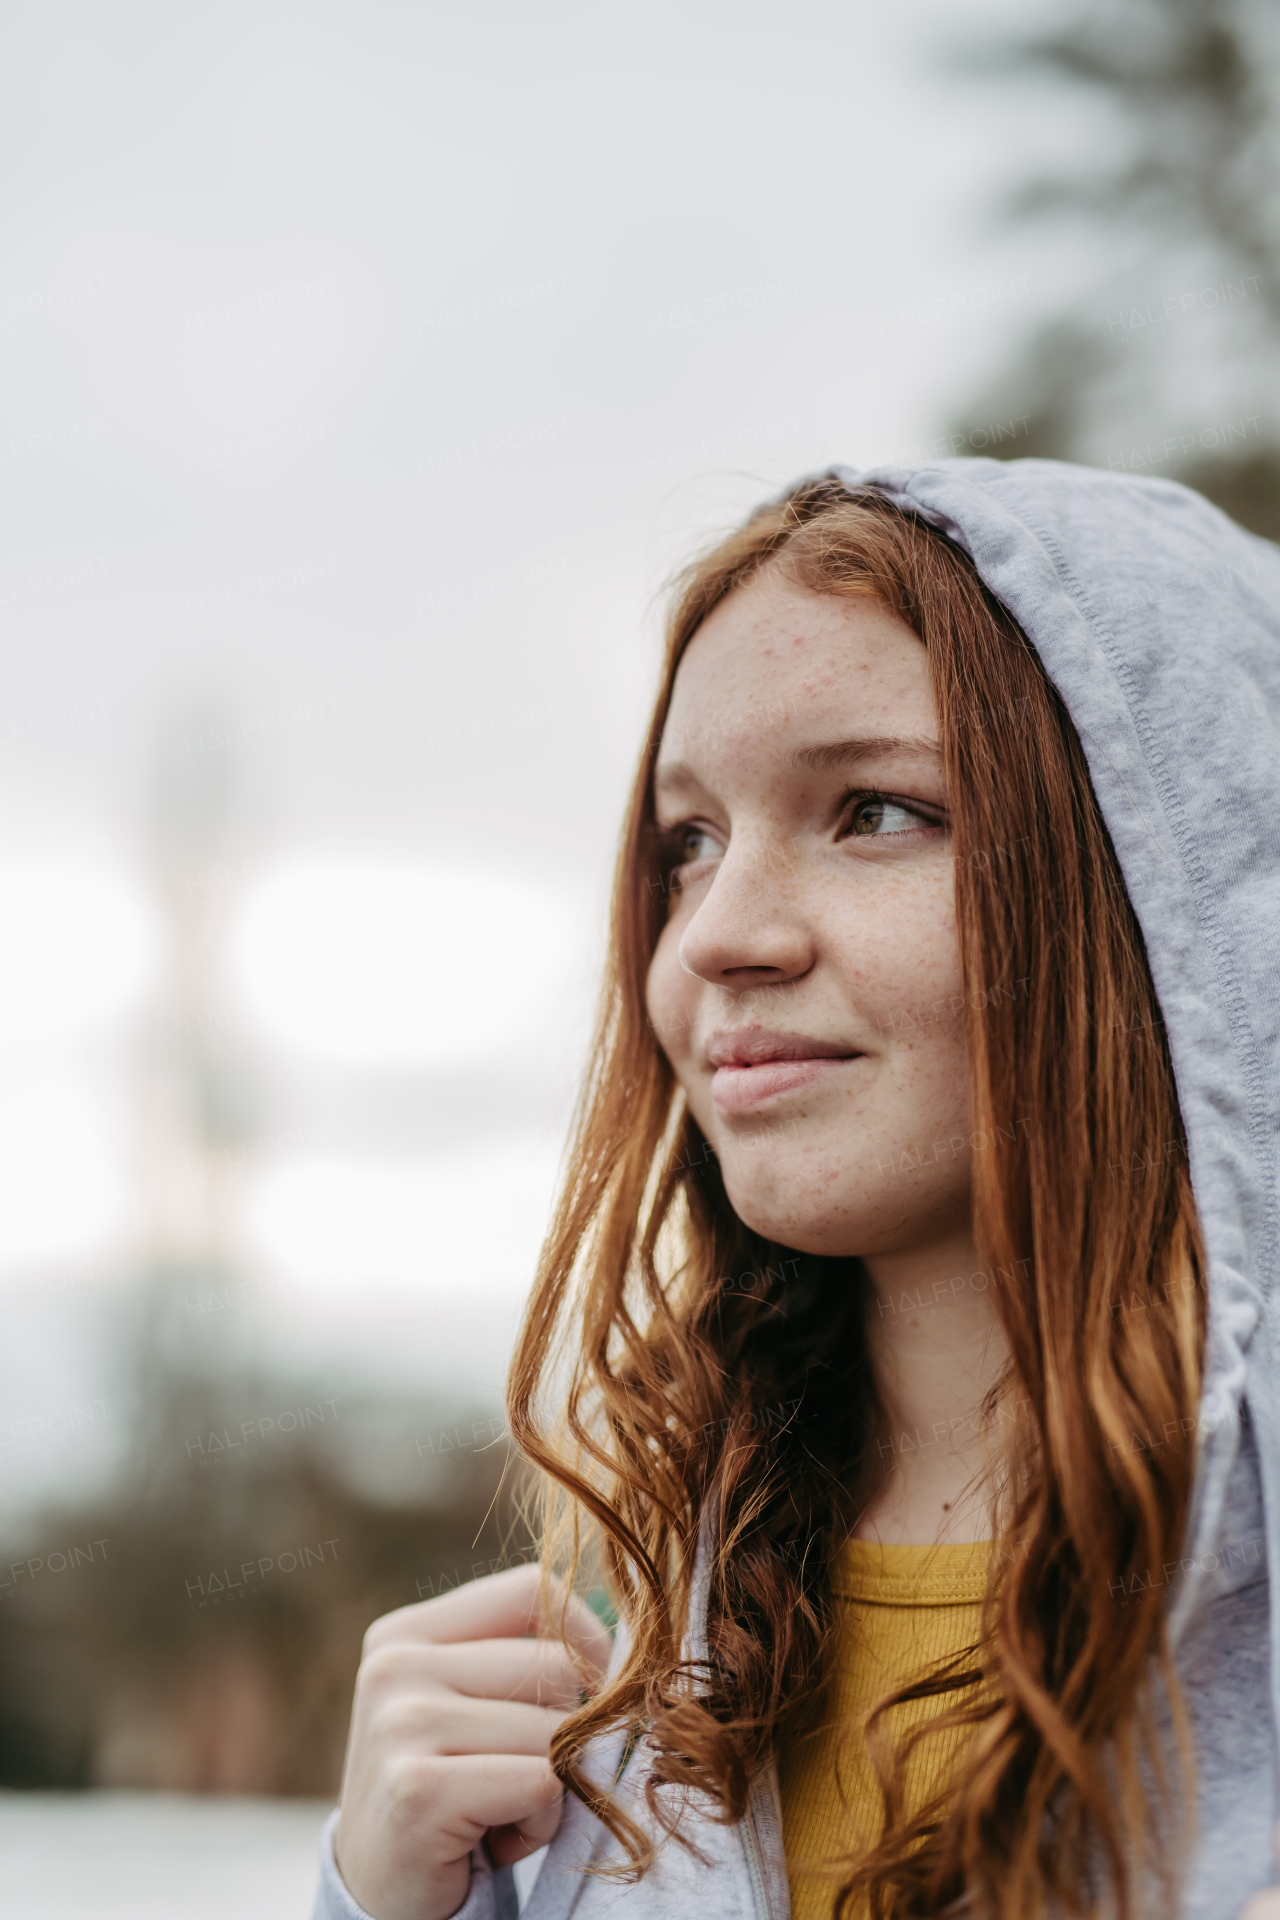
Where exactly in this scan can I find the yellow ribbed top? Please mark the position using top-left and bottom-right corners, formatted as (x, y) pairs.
(778, 1539), (992, 1920)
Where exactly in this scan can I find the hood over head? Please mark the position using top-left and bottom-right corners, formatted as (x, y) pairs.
(801, 458), (1280, 1646)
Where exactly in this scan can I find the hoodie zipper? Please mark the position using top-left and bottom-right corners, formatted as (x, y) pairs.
(739, 1801), (774, 1920)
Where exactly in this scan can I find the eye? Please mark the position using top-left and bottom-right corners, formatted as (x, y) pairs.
(841, 792), (939, 839)
(658, 821), (725, 897)
(676, 825), (723, 865)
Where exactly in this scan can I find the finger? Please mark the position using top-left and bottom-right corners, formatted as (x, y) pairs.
(367, 1637), (594, 1708)
(367, 1564), (614, 1674)
(383, 1752), (564, 1861)
(530, 1585), (615, 1677)
(373, 1692), (567, 1757)
(420, 1566), (612, 1674)
(487, 1795), (564, 1868)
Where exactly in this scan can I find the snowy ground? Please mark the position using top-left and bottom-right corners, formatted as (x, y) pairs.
(0, 1792), (334, 1920)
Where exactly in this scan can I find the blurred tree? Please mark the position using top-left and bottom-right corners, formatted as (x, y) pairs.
(0, 1365), (528, 1793)
(0, 706), (529, 1795)
(953, 0), (1280, 537)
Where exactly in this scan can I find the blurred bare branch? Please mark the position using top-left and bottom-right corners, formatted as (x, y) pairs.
(950, 0), (1280, 535)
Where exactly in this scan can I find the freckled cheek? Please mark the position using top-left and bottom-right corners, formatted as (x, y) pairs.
(828, 882), (963, 1026)
(879, 1024), (974, 1137)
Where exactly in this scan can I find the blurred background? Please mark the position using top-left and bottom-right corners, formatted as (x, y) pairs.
(1, 0), (1277, 1911)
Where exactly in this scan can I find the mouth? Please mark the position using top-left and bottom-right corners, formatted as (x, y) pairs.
(705, 1028), (865, 1114)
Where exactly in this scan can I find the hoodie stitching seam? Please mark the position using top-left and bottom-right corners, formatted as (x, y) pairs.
(1017, 511), (1277, 1307)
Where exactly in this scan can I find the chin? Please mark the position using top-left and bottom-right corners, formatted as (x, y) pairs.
(719, 1151), (962, 1261)
(720, 1169), (869, 1259)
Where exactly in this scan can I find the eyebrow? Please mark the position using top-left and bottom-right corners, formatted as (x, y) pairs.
(652, 734), (943, 796)
(790, 734), (943, 774)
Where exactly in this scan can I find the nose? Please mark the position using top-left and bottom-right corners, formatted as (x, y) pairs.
(676, 843), (816, 990)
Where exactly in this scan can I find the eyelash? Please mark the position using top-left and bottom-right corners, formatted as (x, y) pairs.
(837, 789), (944, 841)
(657, 790), (944, 889)
(658, 825), (720, 891)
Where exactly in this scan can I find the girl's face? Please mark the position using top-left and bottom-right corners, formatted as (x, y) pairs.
(646, 565), (974, 1261)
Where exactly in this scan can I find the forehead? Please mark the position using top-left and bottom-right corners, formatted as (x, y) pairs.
(656, 567), (934, 771)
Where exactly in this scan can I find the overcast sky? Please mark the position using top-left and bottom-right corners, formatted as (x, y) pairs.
(0, 0), (1080, 863)
(0, 0), (1095, 1502)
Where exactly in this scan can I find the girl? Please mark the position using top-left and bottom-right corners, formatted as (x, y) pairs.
(317, 461), (1280, 1920)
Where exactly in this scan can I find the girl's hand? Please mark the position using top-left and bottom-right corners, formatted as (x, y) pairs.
(334, 1563), (613, 1920)
(1241, 1824), (1280, 1919)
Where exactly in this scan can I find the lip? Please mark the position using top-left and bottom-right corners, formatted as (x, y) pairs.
(705, 1028), (864, 1113)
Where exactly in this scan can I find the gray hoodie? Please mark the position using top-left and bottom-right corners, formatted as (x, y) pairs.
(315, 457), (1279, 1920)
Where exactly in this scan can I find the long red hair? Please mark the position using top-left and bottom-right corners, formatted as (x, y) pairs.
(507, 479), (1205, 1919)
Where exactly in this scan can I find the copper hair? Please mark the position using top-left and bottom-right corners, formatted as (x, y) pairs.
(507, 480), (1205, 1920)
